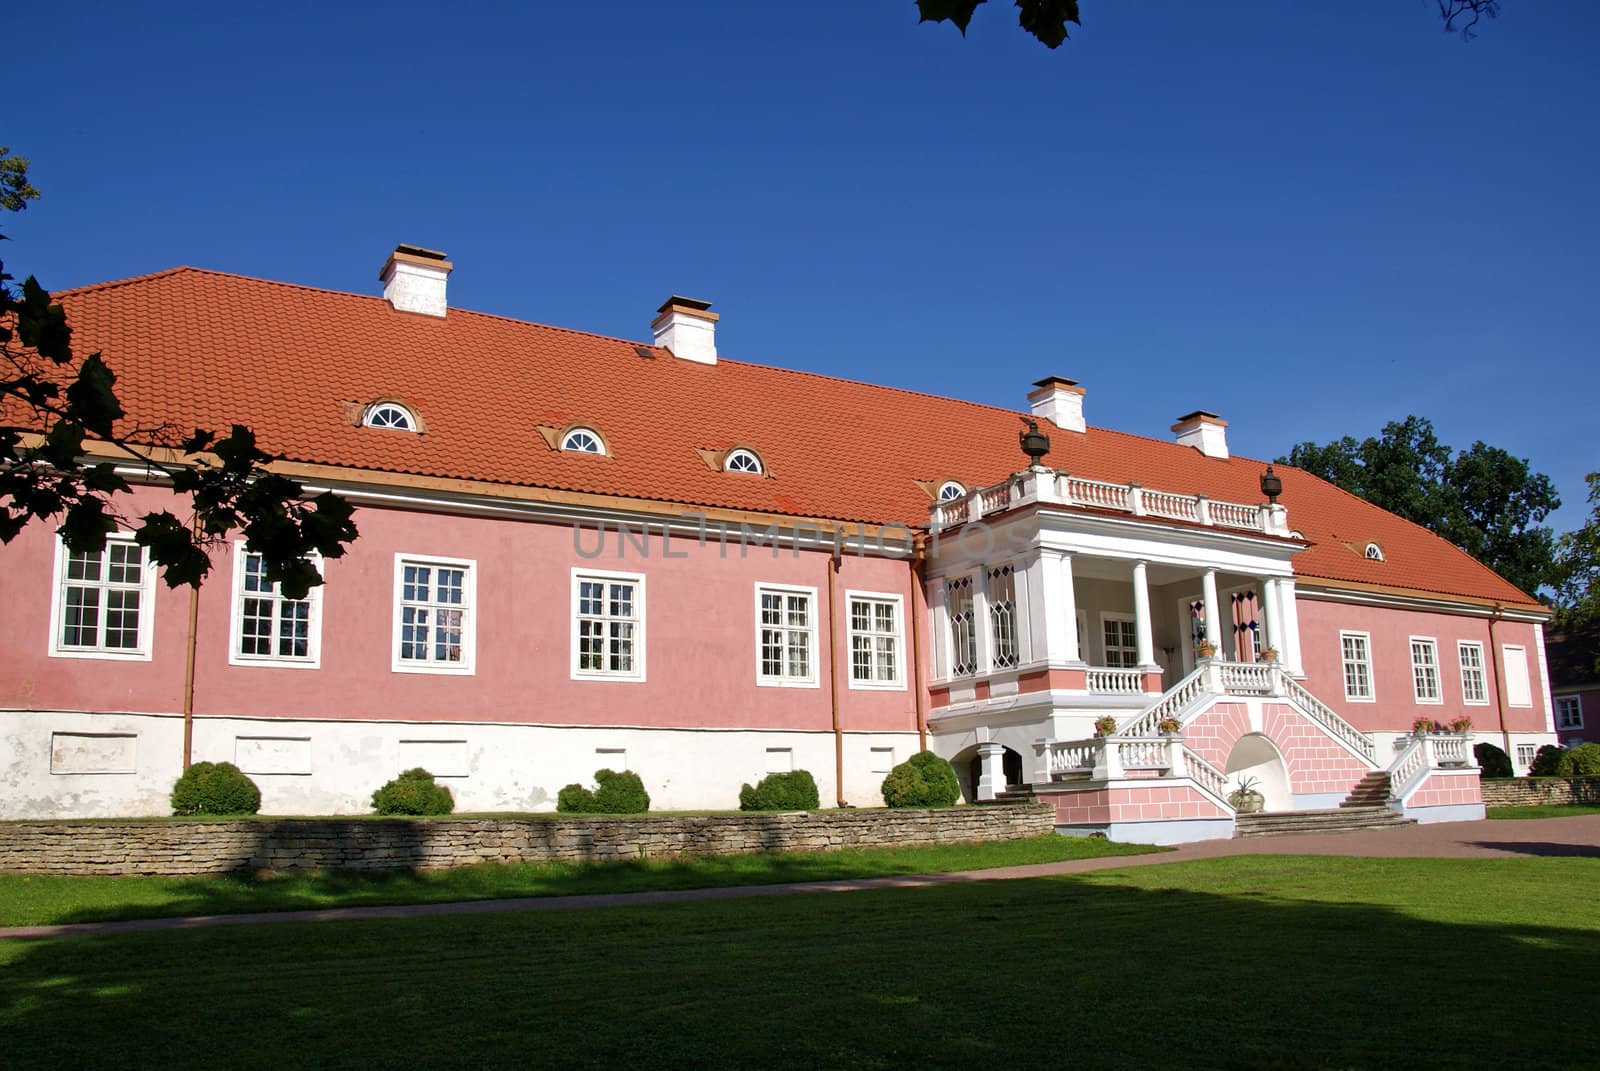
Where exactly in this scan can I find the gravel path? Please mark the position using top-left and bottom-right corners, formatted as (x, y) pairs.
(4, 813), (1596, 941)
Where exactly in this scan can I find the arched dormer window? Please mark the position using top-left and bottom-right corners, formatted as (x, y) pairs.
(1364, 542), (1385, 561)
(363, 402), (418, 431)
(937, 481), (967, 502)
(724, 448), (763, 475)
(561, 427), (605, 455)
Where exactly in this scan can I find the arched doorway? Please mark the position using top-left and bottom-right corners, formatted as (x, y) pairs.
(1223, 733), (1291, 812)
(953, 745), (1025, 802)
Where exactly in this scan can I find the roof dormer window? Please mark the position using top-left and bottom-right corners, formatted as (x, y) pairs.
(561, 427), (605, 455)
(937, 481), (967, 501)
(363, 402), (418, 432)
(1364, 542), (1385, 561)
(724, 448), (763, 475)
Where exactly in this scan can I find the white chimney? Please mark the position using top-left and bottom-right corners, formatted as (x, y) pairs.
(1172, 410), (1229, 459)
(651, 296), (718, 364)
(379, 244), (451, 317)
(1028, 376), (1085, 433)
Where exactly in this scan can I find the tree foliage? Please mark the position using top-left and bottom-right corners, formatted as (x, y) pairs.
(1, 149), (357, 598)
(1280, 416), (1559, 597)
(1552, 473), (1600, 625)
(917, 0), (1500, 50)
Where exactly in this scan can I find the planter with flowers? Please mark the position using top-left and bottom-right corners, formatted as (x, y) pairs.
(1412, 717), (1437, 738)
(1093, 715), (1119, 738)
(1196, 640), (1218, 659)
(1228, 775), (1265, 814)
(1448, 716), (1473, 735)
(1157, 716), (1182, 736)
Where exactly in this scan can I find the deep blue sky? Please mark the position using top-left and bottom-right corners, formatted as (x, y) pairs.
(9, 2), (1597, 528)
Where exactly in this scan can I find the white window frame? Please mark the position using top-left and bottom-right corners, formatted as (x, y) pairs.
(560, 427), (606, 455)
(1099, 611), (1138, 669)
(48, 534), (157, 661)
(1515, 743), (1538, 772)
(1409, 636), (1442, 705)
(1457, 641), (1489, 706)
(754, 583), (819, 688)
(363, 402), (417, 431)
(944, 573), (979, 678)
(1340, 630), (1375, 703)
(570, 568), (646, 682)
(228, 542), (323, 669)
(846, 590), (906, 691)
(1556, 695), (1583, 731)
(391, 553), (476, 675)
(725, 448), (763, 475)
(936, 480), (966, 501)
(1502, 644), (1532, 707)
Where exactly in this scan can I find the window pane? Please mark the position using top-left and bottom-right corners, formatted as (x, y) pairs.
(62, 587), (100, 646)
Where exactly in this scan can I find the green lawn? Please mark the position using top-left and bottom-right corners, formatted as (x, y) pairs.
(1488, 803), (1600, 819)
(2, 855), (1595, 1070)
(0, 834), (1156, 928)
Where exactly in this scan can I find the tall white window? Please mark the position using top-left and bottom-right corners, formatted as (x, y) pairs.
(1340, 631), (1374, 701)
(1458, 642), (1488, 705)
(945, 575), (977, 677)
(393, 555), (475, 674)
(572, 570), (644, 681)
(49, 536), (155, 660)
(1102, 614), (1137, 669)
(230, 544), (321, 667)
(1556, 696), (1583, 731)
(1410, 638), (1441, 703)
(848, 592), (903, 689)
(756, 585), (817, 686)
(988, 565), (1019, 670)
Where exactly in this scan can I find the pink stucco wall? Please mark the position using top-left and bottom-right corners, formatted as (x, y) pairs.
(1039, 784), (1227, 825)
(1407, 771), (1482, 808)
(1296, 598), (1549, 735)
(0, 488), (925, 734)
(1183, 701), (1371, 798)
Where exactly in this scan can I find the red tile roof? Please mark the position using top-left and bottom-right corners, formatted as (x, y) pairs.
(52, 267), (1542, 611)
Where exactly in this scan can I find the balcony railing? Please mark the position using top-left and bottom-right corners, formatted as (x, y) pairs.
(1086, 667), (1147, 695)
(929, 468), (1293, 538)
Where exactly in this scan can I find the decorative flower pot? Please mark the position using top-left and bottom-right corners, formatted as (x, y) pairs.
(1230, 791), (1265, 814)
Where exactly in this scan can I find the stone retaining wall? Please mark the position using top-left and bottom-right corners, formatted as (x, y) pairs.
(1480, 776), (1600, 807)
(0, 804), (1055, 876)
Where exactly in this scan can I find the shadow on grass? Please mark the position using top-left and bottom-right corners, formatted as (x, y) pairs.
(2, 862), (1596, 1069)
(16, 834), (1157, 927)
(1468, 840), (1600, 858)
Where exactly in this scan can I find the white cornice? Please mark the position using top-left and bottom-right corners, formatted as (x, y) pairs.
(1295, 581), (1551, 623)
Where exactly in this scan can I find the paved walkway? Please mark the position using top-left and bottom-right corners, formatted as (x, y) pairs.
(4, 813), (1596, 941)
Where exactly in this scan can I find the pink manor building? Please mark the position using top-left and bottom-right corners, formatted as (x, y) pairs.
(0, 247), (1558, 841)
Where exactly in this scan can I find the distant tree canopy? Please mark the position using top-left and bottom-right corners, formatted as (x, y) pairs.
(1552, 472), (1600, 626)
(1, 148), (357, 597)
(1280, 416), (1560, 599)
(915, 0), (1501, 50)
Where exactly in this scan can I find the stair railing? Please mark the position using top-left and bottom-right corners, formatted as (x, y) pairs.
(1119, 666), (1209, 738)
(1273, 669), (1378, 765)
(1181, 746), (1234, 812)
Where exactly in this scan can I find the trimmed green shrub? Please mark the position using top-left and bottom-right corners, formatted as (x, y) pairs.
(557, 769), (650, 814)
(1555, 742), (1600, 777)
(739, 770), (821, 811)
(1473, 742), (1513, 778)
(1529, 745), (1567, 777)
(171, 761), (262, 816)
(881, 750), (961, 808)
(371, 768), (455, 816)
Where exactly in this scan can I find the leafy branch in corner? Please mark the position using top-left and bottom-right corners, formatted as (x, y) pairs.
(0, 147), (356, 598)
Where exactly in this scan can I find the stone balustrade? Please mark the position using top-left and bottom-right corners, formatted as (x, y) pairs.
(930, 467), (1292, 538)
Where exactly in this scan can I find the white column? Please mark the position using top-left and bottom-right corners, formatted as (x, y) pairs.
(1262, 577), (1284, 659)
(973, 569), (993, 674)
(1037, 550), (1081, 664)
(1132, 559), (1156, 669)
(975, 741), (1005, 801)
(929, 577), (950, 679)
(1277, 577), (1303, 676)
(1201, 569), (1222, 653)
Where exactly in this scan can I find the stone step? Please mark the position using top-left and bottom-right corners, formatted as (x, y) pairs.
(1234, 806), (1415, 838)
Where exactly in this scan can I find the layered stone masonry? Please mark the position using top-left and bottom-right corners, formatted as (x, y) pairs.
(0, 804), (1055, 876)
(1479, 776), (1600, 807)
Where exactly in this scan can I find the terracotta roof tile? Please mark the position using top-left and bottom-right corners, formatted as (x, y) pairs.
(52, 267), (1543, 611)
